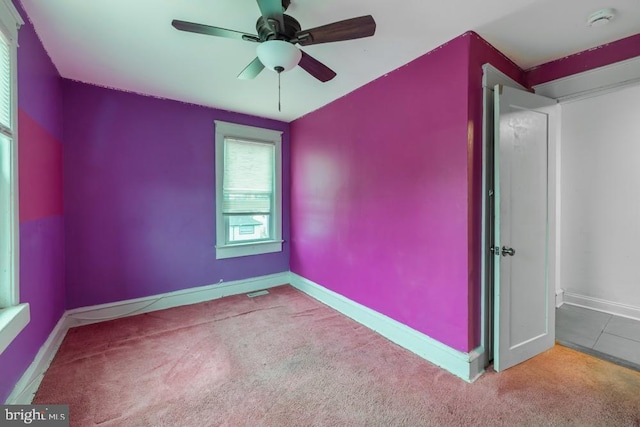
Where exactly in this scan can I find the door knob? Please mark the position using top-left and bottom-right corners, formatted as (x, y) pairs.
(501, 246), (515, 256)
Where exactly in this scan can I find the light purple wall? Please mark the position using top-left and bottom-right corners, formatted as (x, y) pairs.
(526, 33), (640, 87)
(291, 34), (474, 352)
(0, 1), (65, 403)
(63, 81), (290, 309)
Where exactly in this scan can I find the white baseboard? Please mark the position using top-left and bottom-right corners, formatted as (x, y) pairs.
(8, 270), (486, 403)
(65, 272), (290, 327)
(556, 289), (564, 308)
(5, 272), (290, 403)
(288, 273), (485, 382)
(563, 291), (640, 321)
(5, 315), (71, 404)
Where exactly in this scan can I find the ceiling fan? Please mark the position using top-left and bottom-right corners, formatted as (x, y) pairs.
(171, 0), (376, 83)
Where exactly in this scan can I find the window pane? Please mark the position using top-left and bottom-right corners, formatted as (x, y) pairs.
(0, 32), (11, 130)
(0, 133), (10, 190)
(0, 132), (10, 307)
(226, 214), (270, 243)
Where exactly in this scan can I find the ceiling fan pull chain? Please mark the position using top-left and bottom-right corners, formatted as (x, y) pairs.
(275, 65), (284, 112)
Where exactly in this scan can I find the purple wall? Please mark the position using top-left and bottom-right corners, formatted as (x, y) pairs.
(63, 82), (290, 309)
(0, 1), (65, 403)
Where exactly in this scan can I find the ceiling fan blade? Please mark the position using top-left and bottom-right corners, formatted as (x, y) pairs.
(172, 20), (260, 42)
(298, 51), (336, 82)
(296, 15), (376, 46)
(237, 57), (265, 80)
(256, 0), (285, 32)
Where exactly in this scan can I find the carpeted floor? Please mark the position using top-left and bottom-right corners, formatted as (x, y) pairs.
(34, 285), (640, 426)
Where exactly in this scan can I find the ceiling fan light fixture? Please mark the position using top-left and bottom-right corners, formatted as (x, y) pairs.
(257, 40), (301, 73)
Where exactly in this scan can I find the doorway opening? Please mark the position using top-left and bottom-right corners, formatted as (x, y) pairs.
(547, 80), (640, 371)
(482, 58), (640, 372)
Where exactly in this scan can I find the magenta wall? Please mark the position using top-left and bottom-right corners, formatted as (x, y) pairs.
(290, 32), (526, 353)
(526, 33), (640, 86)
(291, 34), (473, 352)
(290, 29), (637, 354)
(0, 1), (65, 402)
(63, 82), (290, 309)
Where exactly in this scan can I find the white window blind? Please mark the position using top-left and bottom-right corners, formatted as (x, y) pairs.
(222, 138), (275, 215)
(0, 31), (11, 133)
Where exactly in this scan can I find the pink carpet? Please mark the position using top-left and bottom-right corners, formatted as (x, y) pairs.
(34, 285), (640, 426)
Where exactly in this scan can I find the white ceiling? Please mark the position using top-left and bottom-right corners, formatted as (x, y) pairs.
(19, 0), (640, 122)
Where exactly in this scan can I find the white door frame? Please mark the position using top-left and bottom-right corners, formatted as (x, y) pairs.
(480, 64), (527, 366)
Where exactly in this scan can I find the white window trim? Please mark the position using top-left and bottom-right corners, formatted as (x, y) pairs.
(214, 120), (283, 259)
(0, 0), (28, 356)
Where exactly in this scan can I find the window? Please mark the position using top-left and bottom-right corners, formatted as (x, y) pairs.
(0, 0), (28, 356)
(214, 121), (283, 259)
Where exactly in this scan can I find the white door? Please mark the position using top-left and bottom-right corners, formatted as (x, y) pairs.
(493, 85), (557, 372)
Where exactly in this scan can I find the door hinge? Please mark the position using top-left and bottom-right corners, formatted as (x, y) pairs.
(490, 246), (500, 256)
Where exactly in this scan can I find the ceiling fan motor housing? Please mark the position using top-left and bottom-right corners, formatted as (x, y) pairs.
(171, 1), (375, 83)
(257, 14), (301, 41)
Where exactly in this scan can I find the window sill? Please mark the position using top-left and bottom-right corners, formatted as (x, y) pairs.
(216, 240), (283, 260)
(0, 303), (30, 355)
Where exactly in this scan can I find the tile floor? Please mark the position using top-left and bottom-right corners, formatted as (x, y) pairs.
(556, 304), (640, 371)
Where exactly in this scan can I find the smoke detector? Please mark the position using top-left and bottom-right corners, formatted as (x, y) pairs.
(587, 8), (616, 27)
